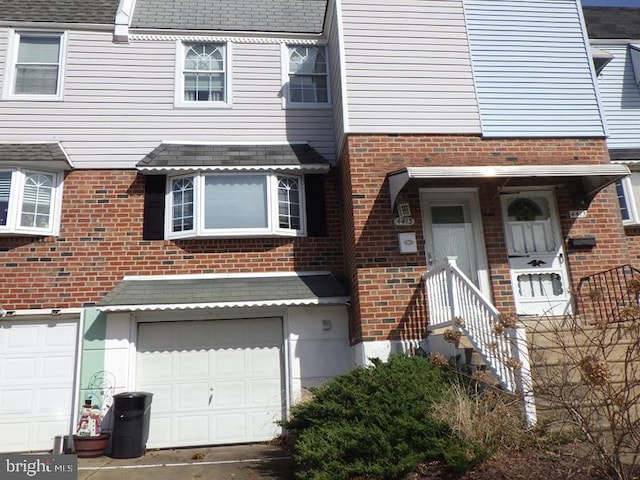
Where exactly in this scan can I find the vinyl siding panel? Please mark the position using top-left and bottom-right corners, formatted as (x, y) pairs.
(464, 0), (606, 137)
(0, 29), (6, 89)
(0, 30), (335, 168)
(326, 0), (345, 154)
(595, 44), (640, 150)
(340, 0), (481, 134)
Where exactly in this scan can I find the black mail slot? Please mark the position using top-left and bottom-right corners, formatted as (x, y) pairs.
(569, 236), (596, 248)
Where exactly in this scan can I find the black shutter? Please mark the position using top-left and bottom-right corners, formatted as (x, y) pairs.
(142, 175), (166, 240)
(304, 174), (327, 237)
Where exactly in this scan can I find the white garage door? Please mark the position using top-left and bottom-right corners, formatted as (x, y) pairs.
(0, 319), (78, 453)
(136, 318), (284, 448)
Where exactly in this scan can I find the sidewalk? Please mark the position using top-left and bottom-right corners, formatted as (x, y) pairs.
(77, 444), (296, 480)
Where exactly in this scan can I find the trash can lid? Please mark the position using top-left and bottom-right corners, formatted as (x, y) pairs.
(113, 391), (153, 399)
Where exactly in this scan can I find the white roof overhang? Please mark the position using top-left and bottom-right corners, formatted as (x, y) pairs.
(97, 297), (350, 313)
(388, 164), (631, 209)
(137, 164), (330, 174)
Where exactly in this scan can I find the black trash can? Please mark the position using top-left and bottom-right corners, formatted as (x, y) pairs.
(109, 392), (153, 458)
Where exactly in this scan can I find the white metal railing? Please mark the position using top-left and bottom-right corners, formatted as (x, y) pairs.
(424, 257), (537, 425)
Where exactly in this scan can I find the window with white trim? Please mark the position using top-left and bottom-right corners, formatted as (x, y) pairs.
(616, 176), (640, 225)
(286, 45), (329, 105)
(167, 172), (304, 238)
(176, 42), (229, 106)
(0, 168), (63, 235)
(4, 31), (66, 100)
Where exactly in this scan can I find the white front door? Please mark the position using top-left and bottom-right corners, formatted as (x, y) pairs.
(501, 190), (572, 316)
(420, 189), (491, 299)
(136, 318), (284, 448)
(0, 319), (78, 453)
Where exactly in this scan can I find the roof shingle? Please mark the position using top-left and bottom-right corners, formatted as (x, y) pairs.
(583, 7), (640, 40)
(0, 0), (119, 24)
(97, 274), (349, 308)
(136, 143), (329, 168)
(131, 0), (326, 33)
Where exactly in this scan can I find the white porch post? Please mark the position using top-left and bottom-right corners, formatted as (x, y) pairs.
(511, 324), (537, 426)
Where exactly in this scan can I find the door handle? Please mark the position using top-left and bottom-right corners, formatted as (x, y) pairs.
(208, 387), (213, 406)
(428, 253), (433, 265)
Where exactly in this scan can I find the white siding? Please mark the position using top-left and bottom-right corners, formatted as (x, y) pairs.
(596, 44), (640, 150)
(464, 0), (606, 137)
(0, 30), (336, 168)
(326, 0), (346, 155)
(340, 0), (481, 134)
(0, 29), (6, 89)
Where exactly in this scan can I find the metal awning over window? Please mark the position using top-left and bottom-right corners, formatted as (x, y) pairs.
(96, 272), (350, 312)
(0, 142), (73, 170)
(591, 46), (613, 76)
(629, 44), (640, 85)
(136, 142), (330, 174)
(388, 164), (630, 209)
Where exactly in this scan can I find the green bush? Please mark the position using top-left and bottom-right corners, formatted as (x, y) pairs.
(282, 354), (486, 480)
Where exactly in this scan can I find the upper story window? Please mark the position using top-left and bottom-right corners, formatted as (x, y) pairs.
(167, 172), (303, 238)
(286, 45), (329, 106)
(3, 31), (66, 100)
(0, 168), (63, 236)
(176, 42), (230, 107)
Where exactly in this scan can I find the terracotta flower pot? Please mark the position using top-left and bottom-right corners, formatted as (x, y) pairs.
(73, 433), (110, 458)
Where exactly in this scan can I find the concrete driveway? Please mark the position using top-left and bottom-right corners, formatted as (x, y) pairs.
(77, 444), (296, 480)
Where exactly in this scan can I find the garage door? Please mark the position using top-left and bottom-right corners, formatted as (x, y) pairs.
(0, 319), (78, 453)
(136, 318), (284, 448)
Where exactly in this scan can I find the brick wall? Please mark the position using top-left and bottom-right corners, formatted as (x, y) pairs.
(625, 227), (640, 267)
(0, 169), (345, 309)
(340, 134), (631, 343)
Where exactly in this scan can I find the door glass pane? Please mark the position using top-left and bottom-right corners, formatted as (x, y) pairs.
(431, 205), (477, 284)
(204, 175), (267, 229)
(431, 205), (465, 224)
(517, 273), (564, 298)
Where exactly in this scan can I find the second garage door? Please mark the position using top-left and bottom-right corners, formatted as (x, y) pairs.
(0, 318), (78, 453)
(136, 318), (284, 448)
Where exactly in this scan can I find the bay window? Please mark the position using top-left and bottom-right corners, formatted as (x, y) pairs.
(168, 172), (304, 238)
(0, 168), (62, 235)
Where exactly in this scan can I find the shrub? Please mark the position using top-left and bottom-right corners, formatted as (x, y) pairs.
(432, 382), (531, 452)
(282, 354), (486, 480)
